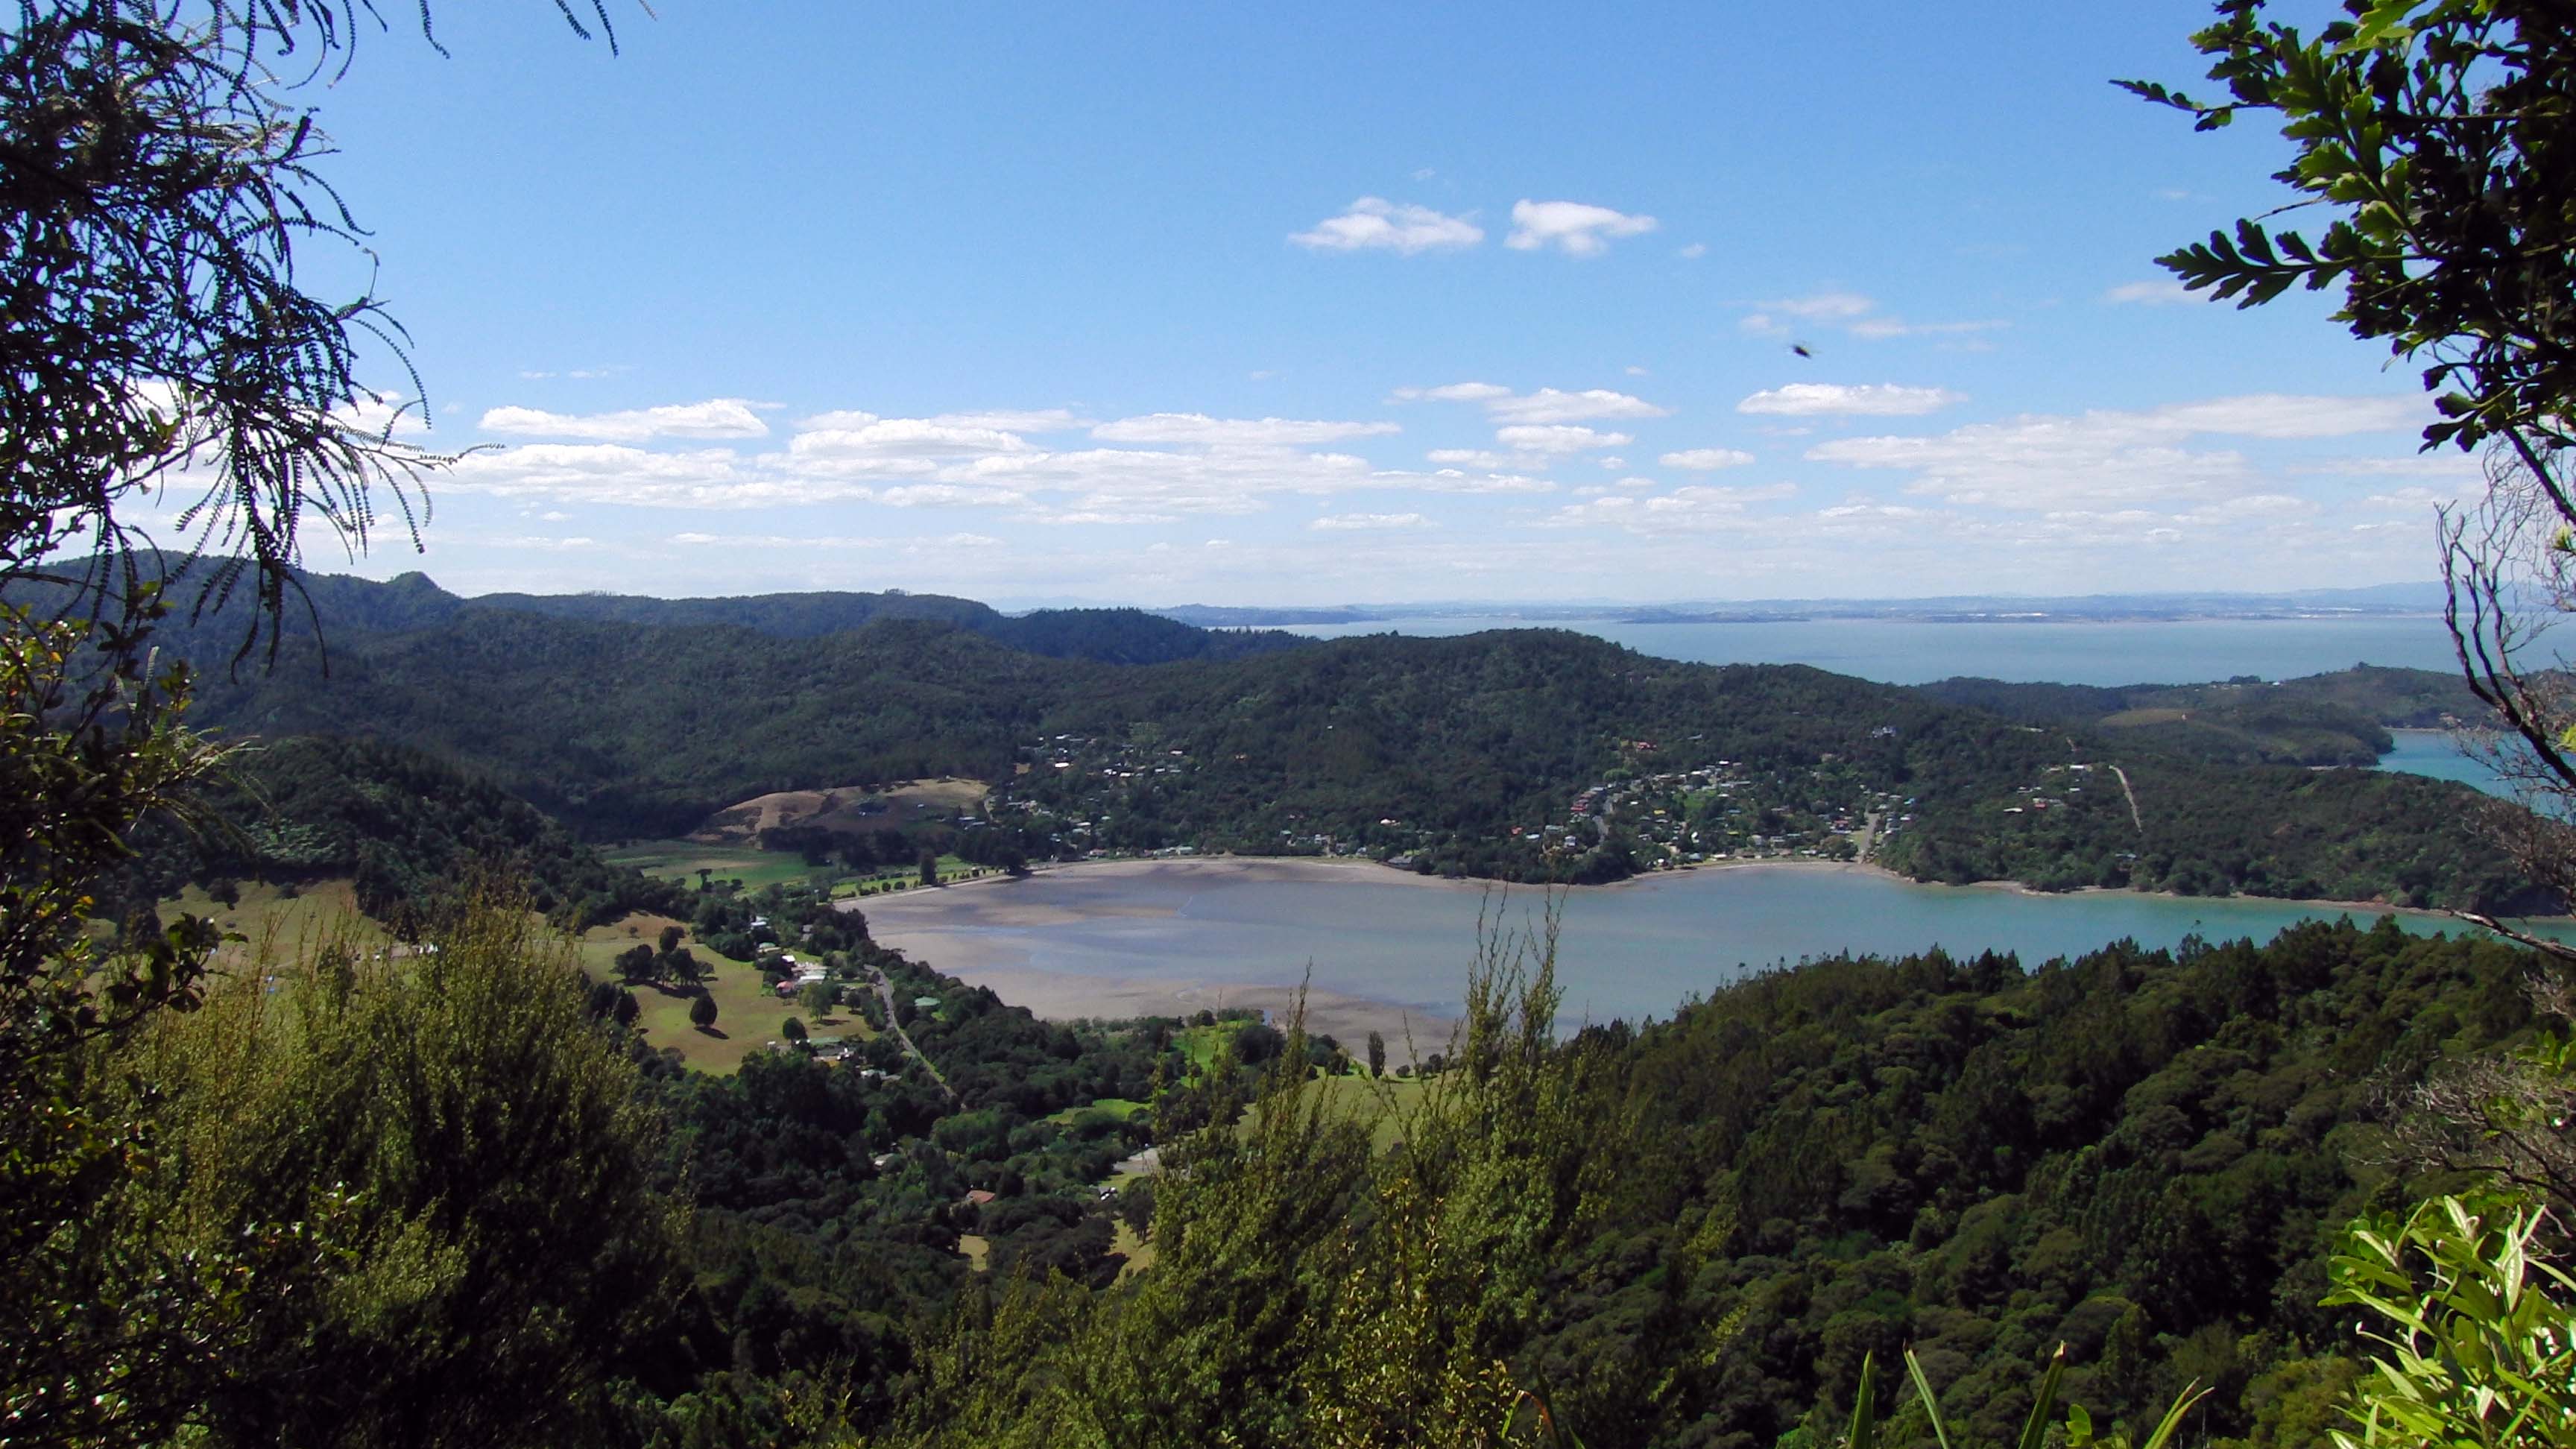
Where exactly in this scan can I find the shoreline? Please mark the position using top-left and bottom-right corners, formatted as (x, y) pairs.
(849, 850), (2563, 927)
(847, 853), (2563, 1043)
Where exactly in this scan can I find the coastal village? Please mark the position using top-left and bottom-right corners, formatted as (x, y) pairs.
(989, 729), (1919, 873)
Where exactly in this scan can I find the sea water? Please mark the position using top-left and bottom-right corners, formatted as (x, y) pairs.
(1285, 614), (2461, 687)
(861, 862), (2551, 1029)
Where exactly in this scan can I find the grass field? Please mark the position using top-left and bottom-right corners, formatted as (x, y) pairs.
(1111, 1218), (1153, 1276)
(604, 839), (994, 899)
(1046, 1096), (1149, 1127)
(171, 880), (391, 969)
(576, 915), (876, 1076)
(1173, 1023), (1241, 1070)
(601, 841), (824, 891)
(836, 854), (991, 897)
(1246, 1073), (1433, 1154)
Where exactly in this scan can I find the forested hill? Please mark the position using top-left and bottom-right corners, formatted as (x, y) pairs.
(476, 587), (1304, 663)
(114, 734), (685, 932)
(13, 555), (1301, 666)
(1913, 666), (2485, 767)
(893, 916), (2545, 1447)
(109, 562), (2530, 910)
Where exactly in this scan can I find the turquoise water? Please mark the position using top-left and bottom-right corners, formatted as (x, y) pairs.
(2376, 729), (2514, 796)
(862, 862), (2554, 1029)
(1286, 614), (2460, 686)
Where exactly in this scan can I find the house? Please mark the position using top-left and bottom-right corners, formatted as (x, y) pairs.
(963, 1189), (997, 1207)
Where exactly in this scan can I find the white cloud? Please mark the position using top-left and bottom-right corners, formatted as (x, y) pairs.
(478, 398), (771, 441)
(1625, 365), (1650, 376)
(1546, 483), (1798, 531)
(1504, 199), (1658, 256)
(791, 417), (1038, 459)
(877, 484), (1028, 508)
(1396, 382), (1667, 423)
(1805, 394), (2430, 510)
(2152, 394), (2425, 438)
(1660, 447), (1756, 471)
(1739, 383), (1964, 417)
(1848, 318), (2008, 340)
(2297, 454), (2479, 479)
(801, 407), (1085, 435)
(2363, 484), (2467, 510)
(1290, 198), (1484, 254)
(1090, 413), (1401, 446)
(669, 531), (886, 549)
(1487, 388), (1670, 424)
(1742, 291), (2005, 341)
(517, 364), (630, 381)
(2105, 279), (2199, 306)
(1310, 512), (1431, 531)
(1033, 509), (1183, 525)
(449, 443), (839, 509)
(335, 392), (430, 439)
(1392, 381), (1514, 404)
(1386, 468), (1556, 495)
(1762, 291), (1877, 321)
(1495, 424), (1632, 453)
(1677, 243), (1708, 259)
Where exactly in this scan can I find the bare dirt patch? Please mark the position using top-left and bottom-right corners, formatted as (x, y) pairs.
(690, 777), (991, 843)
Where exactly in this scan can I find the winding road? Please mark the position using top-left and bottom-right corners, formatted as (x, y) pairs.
(863, 960), (959, 1102)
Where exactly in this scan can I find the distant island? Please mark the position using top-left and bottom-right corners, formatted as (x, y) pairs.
(1151, 581), (2451, 628)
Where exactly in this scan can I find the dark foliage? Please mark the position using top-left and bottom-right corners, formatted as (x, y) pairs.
(119, 733), (686, 930)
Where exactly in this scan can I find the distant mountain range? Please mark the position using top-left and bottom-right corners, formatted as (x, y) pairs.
(1154, 582), (2455, 627)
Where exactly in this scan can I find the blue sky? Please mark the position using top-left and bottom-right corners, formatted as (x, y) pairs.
(174, 0), (2475, 607)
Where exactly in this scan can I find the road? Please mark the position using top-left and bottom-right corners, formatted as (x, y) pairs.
(863, 961), (958, 1102)
(2107, 764), (2145, 832)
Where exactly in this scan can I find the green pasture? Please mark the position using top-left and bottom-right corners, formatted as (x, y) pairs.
(604, 839), (992, 899)
(601, 840), (820, 891)
(1046, 1096), (1149, 1127)
(1246, 1072), (1433, 1155)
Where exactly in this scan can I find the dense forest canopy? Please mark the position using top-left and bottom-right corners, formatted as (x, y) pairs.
(49, 561), (2534, 912)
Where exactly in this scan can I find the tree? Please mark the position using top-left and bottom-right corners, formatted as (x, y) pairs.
(120, 895), (688, 1447)
(1367, 1029), (1387, 1079)
(690, 993), (719, 1031)
(920, 847), (942, 887)
(783, 1015), (807, 1043)
(658, 924), (684, 955)
(2324, 1193), (2576, 1449)
(800, 979), (839, 1018)
(2127, 0), (2576, 946)
(1, 2), (633, 1439)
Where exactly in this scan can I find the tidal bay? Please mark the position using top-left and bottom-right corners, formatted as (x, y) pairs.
(852, 857), (2542, 1043)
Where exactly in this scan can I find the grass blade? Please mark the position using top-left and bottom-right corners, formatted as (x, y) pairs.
(2016, 1344), (2068, 1449)
(1846, 1351), (1878, 1449)
(2138, 1380), (2212, 1449)
(1906, 1348), (1956, 1449)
